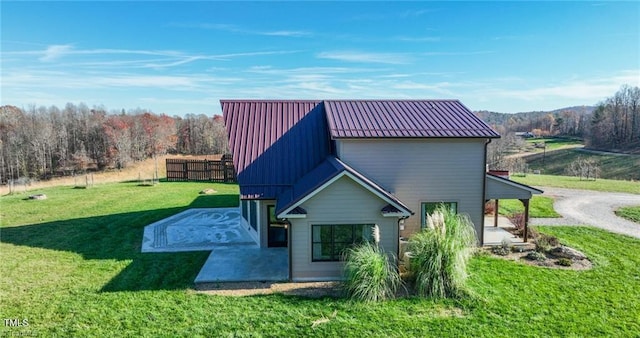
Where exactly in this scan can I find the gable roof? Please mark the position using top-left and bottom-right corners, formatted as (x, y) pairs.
(324, 100), (500, 139)
(222, 100), (331, 199)
(276, 156), (413, 218)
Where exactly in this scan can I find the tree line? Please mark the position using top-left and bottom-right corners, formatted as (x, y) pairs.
(482, 85), (640, 171)
(589, 85), (640, 151)
(0, 103), (228, 184)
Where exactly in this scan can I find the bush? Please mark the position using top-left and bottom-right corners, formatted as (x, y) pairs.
(535, 233), (560, 253)
(556, 258), (572, 266)
(484, 201), (496, 215)
(342, 242), (401, 302)
(526, 251), (547, 262)
(491, 238), (512, 256)
(408, 205), (476, 299)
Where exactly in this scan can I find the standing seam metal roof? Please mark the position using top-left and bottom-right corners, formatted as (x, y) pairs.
(324, 100), (500, 138)
(222, 99), (500, 201)
(222, 100), (329, 199)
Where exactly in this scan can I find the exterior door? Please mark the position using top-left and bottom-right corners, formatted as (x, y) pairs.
(267, 205), (288, 247)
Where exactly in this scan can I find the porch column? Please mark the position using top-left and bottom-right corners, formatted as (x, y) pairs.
(494, 199), (499, 227)
(519, 199), (530, 242)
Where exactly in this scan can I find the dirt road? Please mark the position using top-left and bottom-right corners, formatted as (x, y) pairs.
(532, 187), (640, 239)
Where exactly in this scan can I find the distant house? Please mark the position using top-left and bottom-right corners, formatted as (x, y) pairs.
(515, 131), (535, 138)
(222, 99), (541, 281)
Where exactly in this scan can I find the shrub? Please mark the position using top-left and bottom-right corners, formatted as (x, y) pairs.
(491, 238), (512, 256)
(484, 201), (496, 215)
(408, 205), (476, 299)
(525, 251), (547, 262)
(535, 233), (560, 253)
(342, 242), (401, 302)
(508, 212), (526, 235)
(556, 258), (572, 266)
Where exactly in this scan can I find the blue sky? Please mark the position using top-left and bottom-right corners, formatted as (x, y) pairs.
(2, 1), (639, 116)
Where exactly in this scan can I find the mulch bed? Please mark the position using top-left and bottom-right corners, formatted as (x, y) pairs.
(194, 281), (343, 297)
(485, 245), (593, 270)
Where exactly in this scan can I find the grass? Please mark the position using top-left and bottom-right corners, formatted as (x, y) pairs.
(526, 137), (584, 151)
(497, 196), (561, 218)
(616, 206), (640, 224)
(512, 174), (640, 194)
(2, 182), (640, 336)
(523, 148), (640, 181)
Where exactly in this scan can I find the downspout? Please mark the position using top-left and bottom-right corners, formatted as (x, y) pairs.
(285, 219), (292, 282)
(480, 138), (492, 246)
(397, 216), (409, 265)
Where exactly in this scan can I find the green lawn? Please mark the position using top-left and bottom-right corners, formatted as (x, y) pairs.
(2, 182), (640, 336)
(497, 196), (560, 218)
(526, 137), (583, 151)
(512, 174), (640, 194)
(616, 206), (640, 224)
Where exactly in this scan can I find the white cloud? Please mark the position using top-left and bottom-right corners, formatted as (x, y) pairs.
(316, 51), (411, 64)
(40, 44), (74, 61)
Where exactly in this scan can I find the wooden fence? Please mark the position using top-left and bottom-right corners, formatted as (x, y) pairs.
(166, 155), (236, 183)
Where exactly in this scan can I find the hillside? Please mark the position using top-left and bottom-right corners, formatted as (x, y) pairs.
(475, 106), (595, 128)
(524, 148), (640, 181)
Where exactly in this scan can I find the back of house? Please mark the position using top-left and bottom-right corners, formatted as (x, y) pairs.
(221, 99), (501, 281)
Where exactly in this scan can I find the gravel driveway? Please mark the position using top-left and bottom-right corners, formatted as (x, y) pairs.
(532, 187), (640, 239)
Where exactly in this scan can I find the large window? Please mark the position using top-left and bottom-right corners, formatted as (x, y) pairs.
(421, 202), (457, 228)
(249, 200), (257, 231)
(312, 224), (373, 261)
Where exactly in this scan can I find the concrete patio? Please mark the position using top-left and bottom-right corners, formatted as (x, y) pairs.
(195, 246), (288, 283)
(483, 215), (525, 246)
(142, 208), (289, 282)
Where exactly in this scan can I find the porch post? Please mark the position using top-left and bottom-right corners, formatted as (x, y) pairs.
(520, 199), (530, 242)
(494, 199), (499, 227)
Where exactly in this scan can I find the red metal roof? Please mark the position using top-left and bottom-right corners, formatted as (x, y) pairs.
(221, 100), (330, 199)
(324, 100), (500, 138)
(222, 99), (500, 200)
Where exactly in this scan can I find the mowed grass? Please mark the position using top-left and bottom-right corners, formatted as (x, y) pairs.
(2, 182), (640, 336)
(616, 206), (640, 224)
(526, 137), (583, 151)
(497, 196), (560, 218)
(512, 174), (640, 194)
(524, 148), (640, 181)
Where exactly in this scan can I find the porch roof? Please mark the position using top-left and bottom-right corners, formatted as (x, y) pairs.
(485, 173), (543, 200)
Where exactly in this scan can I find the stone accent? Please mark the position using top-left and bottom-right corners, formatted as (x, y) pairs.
(550, 246), (587, 260)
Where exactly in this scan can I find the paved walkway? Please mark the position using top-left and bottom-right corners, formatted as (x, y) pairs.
(531, 187), (640, 239)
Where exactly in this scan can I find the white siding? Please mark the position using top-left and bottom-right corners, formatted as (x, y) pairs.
(289, 176), (399, 281)
(337, 138), (487, 239)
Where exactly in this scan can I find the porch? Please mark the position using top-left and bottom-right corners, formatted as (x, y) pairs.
(483, 215), (525, 246)
(484, 173), (543, 245)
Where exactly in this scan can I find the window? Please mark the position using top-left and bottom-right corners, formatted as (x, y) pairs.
(421, 202), (458, 228)
(249, 200), (257, 231)
(241, 200), (248, 221)
(312, 224), (373, 261)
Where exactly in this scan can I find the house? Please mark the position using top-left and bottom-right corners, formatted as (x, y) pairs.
(222, 99), (541, 281)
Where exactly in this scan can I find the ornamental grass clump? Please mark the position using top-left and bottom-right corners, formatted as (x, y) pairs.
(408, 205), (476, 299)
(342, 225), (401, 302)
